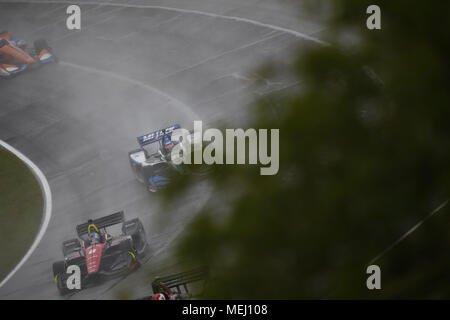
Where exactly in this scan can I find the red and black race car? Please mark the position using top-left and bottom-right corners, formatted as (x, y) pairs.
(0, 31), (56, 78)
(52, 211), (148, 295)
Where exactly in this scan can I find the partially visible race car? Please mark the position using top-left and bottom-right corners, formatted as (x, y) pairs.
(129, 124), (212, 192)
(52, 211), (148, 295)
(138, 267), (209, 300)
(129, 124), (187, 192)
(0, 31), (56, 78)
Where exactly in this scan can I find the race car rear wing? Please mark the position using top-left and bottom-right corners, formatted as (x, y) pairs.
(76, 211), (125, 237)
(137, 124), (180, 147)
(152, 267), (209, 295)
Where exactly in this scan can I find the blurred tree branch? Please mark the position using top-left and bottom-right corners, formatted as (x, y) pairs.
(160, 0), (450, 299)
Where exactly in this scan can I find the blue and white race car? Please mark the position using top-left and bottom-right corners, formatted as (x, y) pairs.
(128, 125), (186, 192)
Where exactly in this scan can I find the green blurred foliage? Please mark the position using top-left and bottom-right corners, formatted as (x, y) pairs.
(162, 1), (450, 298)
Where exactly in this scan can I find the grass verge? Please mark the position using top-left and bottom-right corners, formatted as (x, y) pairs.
(0, 147), (43, 283)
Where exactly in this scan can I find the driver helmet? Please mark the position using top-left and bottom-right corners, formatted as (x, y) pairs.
(162, 136), (174, 149)
(89, 232), (101, 243)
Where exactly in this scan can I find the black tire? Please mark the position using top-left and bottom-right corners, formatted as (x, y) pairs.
(53, 261), (73, 296)
(62, 238), (81, 257)
(34, 39), (50, 53)
(122, 218), (141, 234)
(52, 261), (65, 277)
(123, 219), (148, 255)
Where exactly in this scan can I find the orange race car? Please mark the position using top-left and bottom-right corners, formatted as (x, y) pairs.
(0, 31), (57, 78)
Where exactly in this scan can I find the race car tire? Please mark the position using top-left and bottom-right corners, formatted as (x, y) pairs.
(33, 39), (51, 52)
(53, 261), (73, 296)
(128, 251), (140, 271)
(123, 218), (148, 255)
(122, 218), (143, 235)
(52, 261), (66, 277)
(62, 238), (82, 257)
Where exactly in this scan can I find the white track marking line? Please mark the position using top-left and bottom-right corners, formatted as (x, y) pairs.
(27, 0), (133, 37)
(54, 9), (182, 43)
(58, 60), (200, 120)
(28, 2), (106, 36)
(1, 0), (329, 45)
(51, 7), (125, 43)
(160, 30), (282, 80)
(35, 3), (66, 19)
(0, 140), (52, 288)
